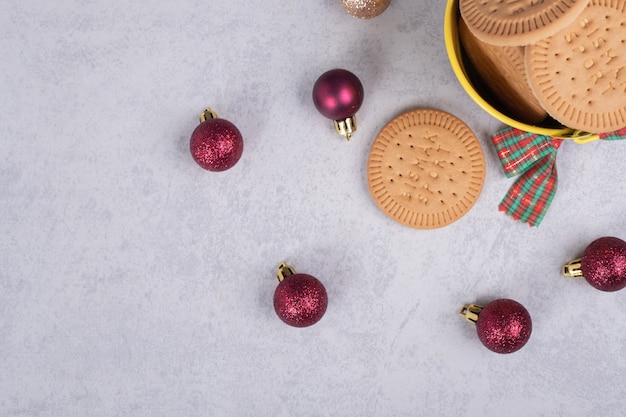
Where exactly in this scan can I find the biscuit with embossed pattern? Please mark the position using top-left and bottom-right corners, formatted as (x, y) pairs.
(460, 0), (589, 46)
(526, 0), (626, 133)
(367, 109), (485, 229)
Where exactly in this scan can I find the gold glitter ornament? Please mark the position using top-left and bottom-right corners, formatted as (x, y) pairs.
(340, 0), (390, 19)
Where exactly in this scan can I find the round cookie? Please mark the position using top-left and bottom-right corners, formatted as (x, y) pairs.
(367, 109), (485, 229)
(460, 0), (589, 46)
(526, 0), (626, 133)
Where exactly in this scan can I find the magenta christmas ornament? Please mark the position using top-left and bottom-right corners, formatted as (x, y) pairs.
(189, 108), (243, 171)
(562, 236), (626, 292)
(312, 68), (364, 140)
(340, 0), (390, 19)
(460, 299), (532, 354)
(273, 262), (328, 327)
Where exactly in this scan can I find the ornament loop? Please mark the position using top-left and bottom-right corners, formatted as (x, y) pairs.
(199, 108), (218, 123)
(562, 258), (583, 278)
(276, 262), (297, 282)
(459, 304), (483, 324)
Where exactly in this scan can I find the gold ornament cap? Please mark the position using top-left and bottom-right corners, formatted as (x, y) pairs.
(333, 115), (357, 140)
(199, 107), (218, 123)
(340, 0), (391, 19)
(459, 304), (483, 324)
(562, 258), (583, 278)
(276, 262), (297, 282)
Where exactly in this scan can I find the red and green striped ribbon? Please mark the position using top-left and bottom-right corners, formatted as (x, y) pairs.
(491, 126), (626, 227)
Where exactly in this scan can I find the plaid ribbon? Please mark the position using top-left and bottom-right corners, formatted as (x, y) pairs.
(492, 126), (626, 227)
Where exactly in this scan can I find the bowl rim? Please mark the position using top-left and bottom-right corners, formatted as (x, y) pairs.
(443, 0), (599, 142)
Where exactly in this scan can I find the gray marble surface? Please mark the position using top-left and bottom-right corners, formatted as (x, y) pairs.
(1, 1), (625, 416)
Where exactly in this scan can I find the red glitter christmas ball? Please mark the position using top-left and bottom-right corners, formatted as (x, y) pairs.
(189, 118), (243, 171)
(475, 299), (532, 354)
(581, 237), (626, 292)
(273, 273), (328, 327)
(312, 69), (364, 120)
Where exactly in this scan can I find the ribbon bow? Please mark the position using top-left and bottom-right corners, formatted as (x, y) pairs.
(491, 126), (626, 227)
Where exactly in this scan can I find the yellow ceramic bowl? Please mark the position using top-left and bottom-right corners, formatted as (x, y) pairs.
(444, 0), (598, 143)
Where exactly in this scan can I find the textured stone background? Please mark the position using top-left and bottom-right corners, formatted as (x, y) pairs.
(1, 1), (625, 416)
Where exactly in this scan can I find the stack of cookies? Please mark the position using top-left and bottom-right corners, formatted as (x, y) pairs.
(458, 0), (626, 134)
